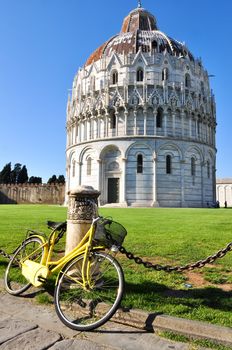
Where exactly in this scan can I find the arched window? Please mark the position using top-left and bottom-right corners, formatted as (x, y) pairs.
(87, 157), (92, 176)
(152, 40), (158, 51)
(185, 73), (191, 88)
(112, 71), (118, 85)
(166, 155), (172, 174)
(156, 108), (163, 128)
(162, 68), (169, 81)
(137, 154), (143, 174)
(207, 161), (210, 178)
(191, 157), (196, 176)
(137, 68), (144, 82)
(110, 113), (116, 129)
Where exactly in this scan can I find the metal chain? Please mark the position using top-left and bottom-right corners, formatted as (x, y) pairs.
(117, 242), (232, 272)
(2, 230), (232, 272)
(0, 249), (12, 261)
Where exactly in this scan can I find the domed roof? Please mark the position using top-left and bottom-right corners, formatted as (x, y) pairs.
(121, 7), (158, 32)
(85, 5), (194, 66)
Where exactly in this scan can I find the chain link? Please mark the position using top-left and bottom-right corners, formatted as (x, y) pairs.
(2, 232), (232, 273)
(118, 241), (232, 273)
(0, 249), (12, 261)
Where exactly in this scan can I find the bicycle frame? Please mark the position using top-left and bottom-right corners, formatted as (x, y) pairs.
(20, 217), (104, 288)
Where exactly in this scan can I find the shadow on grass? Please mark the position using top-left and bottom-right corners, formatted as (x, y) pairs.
(124, 280), (232, 314)
(0, 260), (8, 268)
(19, 277), (55, 300)
(18, 278), (232, 315)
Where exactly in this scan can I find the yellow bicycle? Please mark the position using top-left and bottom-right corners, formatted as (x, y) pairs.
(4, 205), (127, 331)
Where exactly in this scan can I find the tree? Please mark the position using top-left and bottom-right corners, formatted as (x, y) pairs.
(29, 176), (42, 184)
(0, 163), (12, 184)
(10, 163), (22, 184)
(17, 165), (28, 184)
(47, 175), (57, 184)
(57, 175), (65, 184)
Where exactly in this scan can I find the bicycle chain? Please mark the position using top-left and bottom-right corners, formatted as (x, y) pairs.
(117, 242), (232, 272)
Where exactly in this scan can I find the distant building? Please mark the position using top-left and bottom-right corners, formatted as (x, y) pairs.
(66, 4), (216, 207)
(216, 179), (232, 207)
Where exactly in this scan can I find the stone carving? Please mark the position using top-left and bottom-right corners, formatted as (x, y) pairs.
(67, 186), (100, 222)
(68, 198), (96, 221)
(108, 161), (120, 171)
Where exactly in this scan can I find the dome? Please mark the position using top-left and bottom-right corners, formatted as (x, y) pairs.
(86, 6), (194, 66)
(121, 7), (158, 32)
(66, 3), (217, 209)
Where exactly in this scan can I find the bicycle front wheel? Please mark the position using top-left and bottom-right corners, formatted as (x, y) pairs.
(54, 251), (124, 331)
(4, 236), (44, 295)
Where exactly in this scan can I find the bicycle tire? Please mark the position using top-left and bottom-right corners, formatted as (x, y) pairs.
(54, 251), (124, 331)
(4, 236), (44, 296)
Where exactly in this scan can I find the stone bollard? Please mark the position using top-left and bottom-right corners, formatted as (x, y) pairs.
(65, 185), (101, 254)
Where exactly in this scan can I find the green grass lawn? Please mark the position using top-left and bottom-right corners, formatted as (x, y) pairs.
(1, 205), (232, 329)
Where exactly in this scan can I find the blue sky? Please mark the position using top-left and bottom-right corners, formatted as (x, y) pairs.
(0, 0), (231, 182)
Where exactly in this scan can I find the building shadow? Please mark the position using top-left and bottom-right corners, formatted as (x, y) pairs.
(0, 191), (17, 204)
(124, 279), (232, 314)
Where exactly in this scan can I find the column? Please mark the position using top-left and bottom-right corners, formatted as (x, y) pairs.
(198, 119), (202, 141)
(75, 119), (78, 143)
(181, 111), (185, 138)
(195, 117), (198, 139)
(66, 127), (69, 147)
(153, 108), (157, 135)
(79, 122), (82, 142)
(106, 114), (109, 137)
(99, 117), (102, 139)
(224, 186), (227, 203)
(180, 160), (186, 207)
(96, 159), (102, 192)
(84, 120), (87, 140)
(189, 115), (192, 138)
(121, 158), (128, 206)
(163, 109), (167, 136)
(67, 127), (70, 146)
(77, 161), (82, 186)
(88, 118), (92, 140)
(124, 111), (128, 136)
(115, 112), (119, 137)
(144, 110), (147, 136)
(134, 109), (137, 135)
(103, 115), (106, 137)
(66, 165), (71, 197)
(97, 117), (100, 139)
(201, 161), (205, 207)
(65, 186), (100, 254)
(152, 155), (159, 207)
(172, 112), (176, 137)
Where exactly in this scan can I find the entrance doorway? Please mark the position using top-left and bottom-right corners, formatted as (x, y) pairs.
(108, 178), (120, 203)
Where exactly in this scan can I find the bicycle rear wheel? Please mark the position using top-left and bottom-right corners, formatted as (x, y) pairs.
(54, 251), (124, 331)
(4, 236), (44, 295)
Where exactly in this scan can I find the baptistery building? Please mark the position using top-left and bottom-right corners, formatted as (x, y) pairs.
(66, 3), (216, 207)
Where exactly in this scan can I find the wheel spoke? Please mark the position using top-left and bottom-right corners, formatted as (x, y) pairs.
(54, 251), (124, 331)
(4, 237), (44, 295)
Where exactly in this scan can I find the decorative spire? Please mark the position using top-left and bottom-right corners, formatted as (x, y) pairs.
(138, 0), (142, 8)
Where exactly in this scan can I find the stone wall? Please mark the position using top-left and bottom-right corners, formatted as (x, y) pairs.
(0, 183), (65, 204)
